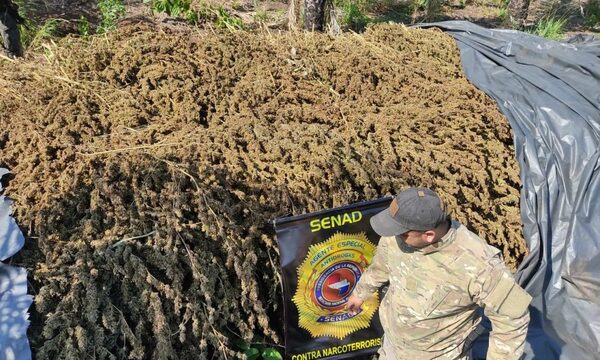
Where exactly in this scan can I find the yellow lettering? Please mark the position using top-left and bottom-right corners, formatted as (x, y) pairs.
(311, 211), (365, 233)
(331, 214), (342, 227)
(321, 217), (331, 229)
(304, 338), (381, 359)
(310, 219), (321, 233)
(342, 213), (352, 224)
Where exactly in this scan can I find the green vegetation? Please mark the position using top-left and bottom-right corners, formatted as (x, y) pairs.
(144, 1), (244, 29)
(20, 18), (61, 49)
(584, 0), (600, 29)
(97, 0), (126, 34)
(214, 6), (244, 30)
(493, 0), (509, 22)
(532, 15), (567, 40)
(342, 1), (373, 30)
(497, 5), (507, 20)
(234, 338), (283, 360)
(333, 0), (374, 30)
(145, 0), (199, 24)
(12, 0), (47, 49)
(78, 16), (91, 37)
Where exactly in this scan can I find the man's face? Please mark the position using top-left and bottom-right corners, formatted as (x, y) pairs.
(399, 230), (434, 248)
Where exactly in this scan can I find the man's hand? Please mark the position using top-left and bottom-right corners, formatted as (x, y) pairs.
(346, 294), (364, 316)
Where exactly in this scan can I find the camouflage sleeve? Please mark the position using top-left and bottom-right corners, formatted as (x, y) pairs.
(352, 236), (390, 301)
(469, 256), (532, 360)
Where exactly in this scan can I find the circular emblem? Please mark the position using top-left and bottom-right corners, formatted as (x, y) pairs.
(314, 262), (360, 308)
(292, 232), (380, 339)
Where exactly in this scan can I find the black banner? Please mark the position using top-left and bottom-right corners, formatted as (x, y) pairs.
(274, 198), (392, 360)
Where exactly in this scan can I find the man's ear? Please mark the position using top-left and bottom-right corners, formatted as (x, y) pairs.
(423, 230), (436, 243)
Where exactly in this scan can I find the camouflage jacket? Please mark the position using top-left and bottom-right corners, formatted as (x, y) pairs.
(353, 221), (531, 360)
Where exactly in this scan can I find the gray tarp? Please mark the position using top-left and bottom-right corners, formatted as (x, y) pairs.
(0, 169), (32, 360)
(418, 21), (600, 359)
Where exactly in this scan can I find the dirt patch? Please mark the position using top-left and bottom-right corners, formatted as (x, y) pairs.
(0, 23), (525, 358)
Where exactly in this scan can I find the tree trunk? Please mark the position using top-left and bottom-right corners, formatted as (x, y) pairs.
(304, 0), (326, 31)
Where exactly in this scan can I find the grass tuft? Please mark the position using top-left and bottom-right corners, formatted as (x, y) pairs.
(533, 15), (567, 40)
(21, 18), (62, 49)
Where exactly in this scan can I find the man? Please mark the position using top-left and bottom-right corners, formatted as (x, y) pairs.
(0, 0), (23, 58)
(346, 188), (531, 359)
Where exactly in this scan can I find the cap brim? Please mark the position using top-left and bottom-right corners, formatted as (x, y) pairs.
(370, 209), (410, 236)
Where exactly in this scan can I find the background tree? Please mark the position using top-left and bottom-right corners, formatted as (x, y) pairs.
(305, 0), (326, 30)
(289, 0), (336, 31)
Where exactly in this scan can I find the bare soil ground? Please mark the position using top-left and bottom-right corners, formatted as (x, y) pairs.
(0, 22), (525, 358)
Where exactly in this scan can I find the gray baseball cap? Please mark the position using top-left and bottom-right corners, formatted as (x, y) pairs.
(370, 188), (448, 236)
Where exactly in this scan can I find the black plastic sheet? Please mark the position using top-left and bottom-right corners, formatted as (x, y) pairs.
(418, 21), (600, 359)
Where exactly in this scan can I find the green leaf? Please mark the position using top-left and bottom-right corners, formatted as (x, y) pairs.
(245, 348), (260, 360)
(233, 338), (250, 350)
(262, 348), (282, 360)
